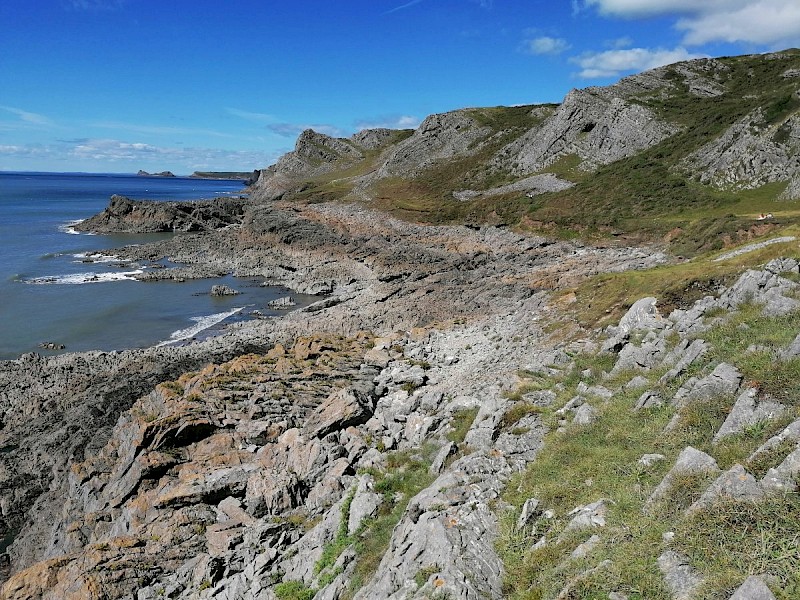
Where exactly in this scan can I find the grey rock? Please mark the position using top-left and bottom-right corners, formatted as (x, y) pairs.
(764, 257), (800, 275)
(761, 447), (800, 492)
(719, 269), (800, 315)
(659, 339), (708, 384)
(625, 375), (649, 390)
(210, 284), (240, 296)
(688, 464), (764, 512)
(564, 499), (610, 532)
(658, 551), (703, 600)
(638, 453), (666, 467)
(573, 403), (598, 425)
(781, 332), (800, 359)
(612, 337), (668, 374)
(645, 447), (721, 510)
(429, 441), (457, 475)
(671, 362), (742, 406)
(714, 238), (797, 263)
(516, 498), (541, 531)
(348, 475), (382, 535)
(302, 387), (374, 439)
(713, 388), (786, 442)
(635, 390), (663, 410)
(729, 575), (776, 600)
(571, 534), (601, 559)
(748, 417), (800, 464)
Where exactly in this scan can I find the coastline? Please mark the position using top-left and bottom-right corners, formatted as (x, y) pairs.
(0, 193), (668, 593)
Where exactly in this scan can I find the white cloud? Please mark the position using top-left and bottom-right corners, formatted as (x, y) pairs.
(678, 1), (800, 46)
(354, 115), (421, 130)
(522, 36), (572, 56)
(583, 0), (738, 17)
(571, 46), (706, 78)
(0, 138), (274, 171)
(605, 36), (633, 49)
(386, 0), (424, 14)
(0, 106), (53, 126)
(583, 0), (800, 47)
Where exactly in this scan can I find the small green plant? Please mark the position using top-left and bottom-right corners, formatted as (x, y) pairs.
(414, 564), (441, 587)
(273, 581), (316, 600)
(447, 407), (480, 445)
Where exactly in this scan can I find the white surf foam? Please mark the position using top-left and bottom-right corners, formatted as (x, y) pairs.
(156, 307), (244, 347)
(72, 252), (121, 264)
(59, 219), (84, 235)
(25, 270), (143, 284)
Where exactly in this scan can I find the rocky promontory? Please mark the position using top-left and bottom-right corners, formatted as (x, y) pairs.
(74, 194), (247, 233)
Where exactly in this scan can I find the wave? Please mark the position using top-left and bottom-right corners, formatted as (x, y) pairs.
(72, 252), (121, 264)
(58, 219), (83, 235)
(156, 307), (245, 347)
(25, 270), (143, 284)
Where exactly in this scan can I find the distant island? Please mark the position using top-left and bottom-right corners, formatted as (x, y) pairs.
(137, 170), (175, 177)
(190, 170), (258, 182)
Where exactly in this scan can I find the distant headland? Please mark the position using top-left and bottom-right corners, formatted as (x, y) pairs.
(136, 170), (175, 177)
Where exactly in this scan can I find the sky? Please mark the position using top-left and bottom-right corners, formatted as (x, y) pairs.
(1, 0), (799, 174)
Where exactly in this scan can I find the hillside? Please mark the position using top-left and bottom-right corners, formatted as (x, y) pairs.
(2, 50), (800, 600)
(252, 49), (800, 255)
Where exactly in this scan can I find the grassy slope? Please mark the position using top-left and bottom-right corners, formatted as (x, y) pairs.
(297, 51), (800, 255)
(498, 299), (800, 600)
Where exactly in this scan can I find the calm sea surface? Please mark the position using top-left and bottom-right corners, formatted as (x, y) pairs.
(0, 172), (303, 360)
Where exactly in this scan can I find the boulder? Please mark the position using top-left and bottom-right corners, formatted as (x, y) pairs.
(210, 284), (240, 296)
(302, 387), (375, 439)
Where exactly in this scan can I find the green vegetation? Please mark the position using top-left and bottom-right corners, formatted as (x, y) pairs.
(446, 407), (480, 445)
(335, 447), (437, 599)
(496, 297), (800, 599)
(371, 51), (800, 253)
(273, 581), (316, 600)
(562, 238), (800, 328)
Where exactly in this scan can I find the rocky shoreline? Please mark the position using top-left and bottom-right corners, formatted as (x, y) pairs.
(4, 48), (800, 598)
(0, 190), (669, 596)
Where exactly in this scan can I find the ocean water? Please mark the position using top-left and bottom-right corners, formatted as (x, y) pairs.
(0, 172), (307, 360)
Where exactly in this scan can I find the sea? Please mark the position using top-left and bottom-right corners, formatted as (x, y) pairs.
(0, 172), (309, 360)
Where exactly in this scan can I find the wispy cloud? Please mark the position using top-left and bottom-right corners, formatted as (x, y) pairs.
(267, 123), (345, 138)
(1, 138), (276, 171)
(354, 115), (421, 130)
(92, 120), (234, 139)
(386, 0), (424, 14)
(71, 138), (273, 169)
(225, 107), (275, 123)
(0, 105), (54, 126)
(570, 46), (706, 78)
(521, 36), (572, 56)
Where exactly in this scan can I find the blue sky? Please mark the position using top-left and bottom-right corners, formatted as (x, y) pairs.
(1, 0), (799, 174)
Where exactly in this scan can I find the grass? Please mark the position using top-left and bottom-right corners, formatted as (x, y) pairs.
(562, 244), (800, 329)
(446, 407), (480, 445)
(497, 290), (800, 599)
(340, 448), (437, 599)
(677, 495), (800, 600)
(273, 581), (316, 600)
